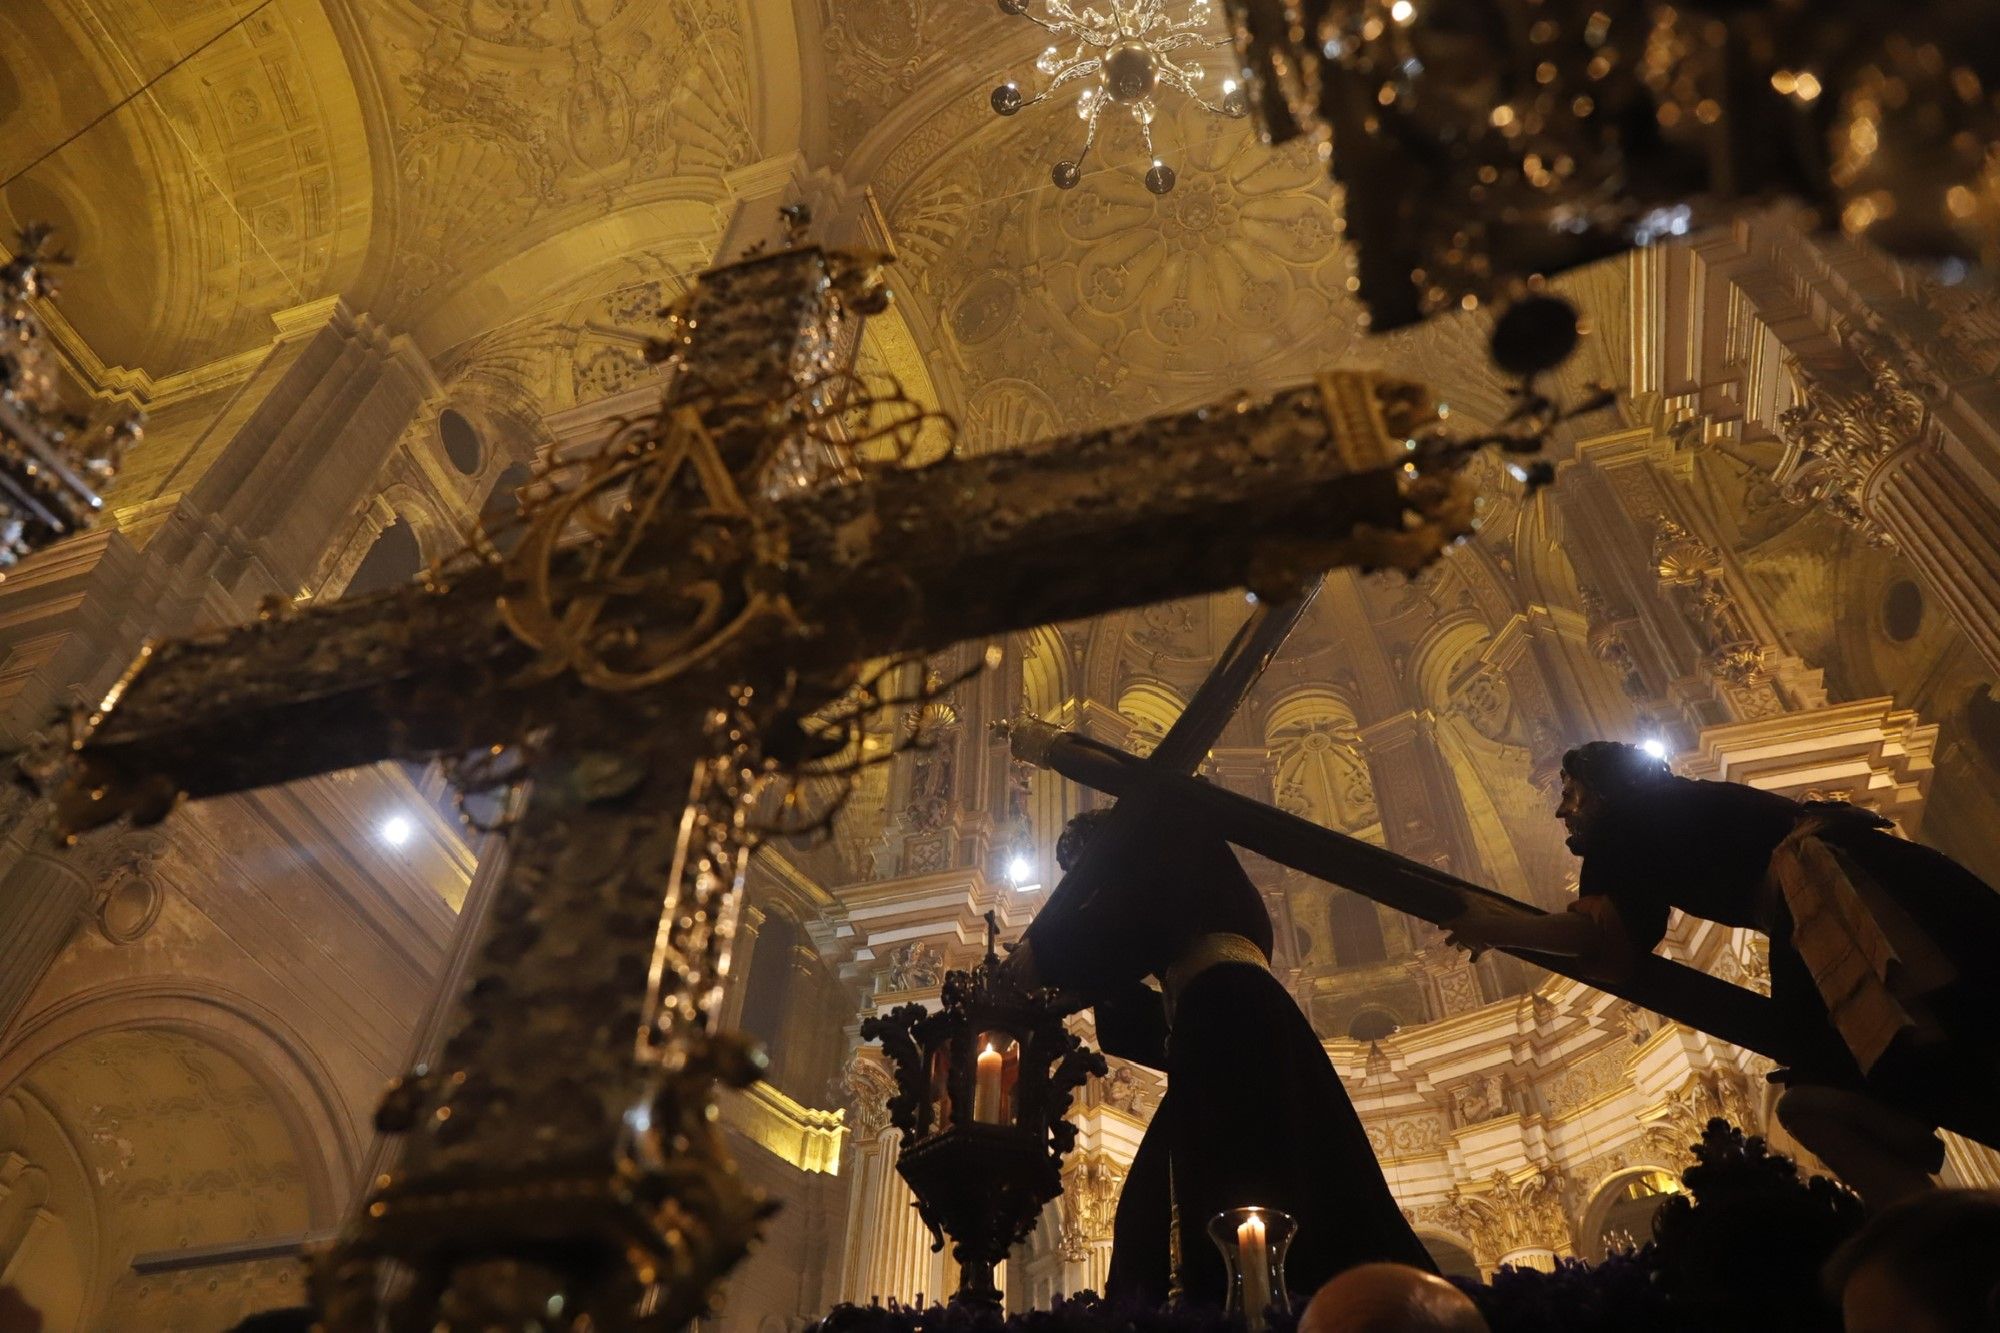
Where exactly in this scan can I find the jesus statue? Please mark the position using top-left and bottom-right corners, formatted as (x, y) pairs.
(1005, 808), (1435, 1308)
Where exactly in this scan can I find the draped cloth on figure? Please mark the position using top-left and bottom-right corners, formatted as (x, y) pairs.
(1022, 815), (1434, 1307)
(1568, 777), (2000, 1142)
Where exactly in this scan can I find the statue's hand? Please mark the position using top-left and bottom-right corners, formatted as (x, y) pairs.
(995, 936), (1042, 990)
(1443, 904), (1507, 961)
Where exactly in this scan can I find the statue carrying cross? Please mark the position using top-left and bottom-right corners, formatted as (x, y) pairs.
(1001, 607), (2000, 1241)
(17, 237), (1525, 1330)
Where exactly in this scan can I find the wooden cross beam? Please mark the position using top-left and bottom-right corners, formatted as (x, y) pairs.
(25, 243), (1499, 1331)
(1007, 718), (2000, 1147)
(1002, 718), (1797, 1060)
(1006, 585), (1324, 970)
(1010, 722), (2000, 1154)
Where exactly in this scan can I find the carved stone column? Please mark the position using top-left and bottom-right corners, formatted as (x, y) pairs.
(1357, 712), (1487, 887)
(836, 1051), (948, 1305)
(0, 298), (440, 1038)
(772, 940), (829, 1093)
(1564, 430), (1826, 739)
(1405, 1167), (1572, 1278)
(1358, 711), (1516, 999)
(1057, 1153), (1125, 1296)
(348, 833), (511, 1208)
(1769, 327), (2000, 678)
(720, 904), (767, 1034)
(0, 853), (92, 1035)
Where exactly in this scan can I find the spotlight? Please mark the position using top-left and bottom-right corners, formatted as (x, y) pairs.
(1007, 854), (1034, 887)
(1639, 737), (1668, 761)
(382, 815), (413, 846)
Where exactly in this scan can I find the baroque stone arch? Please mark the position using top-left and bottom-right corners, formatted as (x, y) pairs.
(1409, 616), (1555, 900)
(1019, 625), (1072, 723)
(1411, 616), (1501, 722)
(1413, 1229), (1481, 1282)
(1511, 489), (1587, 613)
(1576, 1165), (1684, 1261)
(373, 482), (459, 566)
(0, 1025), (323, 1329)
(1115, 679), (1185, 757)
(0, 982), (364, 1227)
(0, 1084), (100, 1330)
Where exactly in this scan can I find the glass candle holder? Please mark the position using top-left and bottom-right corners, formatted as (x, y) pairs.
(971, 1031), (1020, 1125)
(1206, 1207), (1296, 1329)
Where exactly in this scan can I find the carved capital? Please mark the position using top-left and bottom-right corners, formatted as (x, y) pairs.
(1774, 349), (1928, 548)
(1058, 1152), (1126, 1263)
(840, 1049), (899, 1142)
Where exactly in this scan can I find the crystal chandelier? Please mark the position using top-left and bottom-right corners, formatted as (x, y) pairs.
(0, 227), (139, 573)
(989, 0), (1248, 195)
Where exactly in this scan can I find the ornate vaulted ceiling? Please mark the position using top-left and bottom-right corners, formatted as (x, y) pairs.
(0, 0), (373, 380)
(0, 0), (1630, 420)
(20, 0), (1974, 1035)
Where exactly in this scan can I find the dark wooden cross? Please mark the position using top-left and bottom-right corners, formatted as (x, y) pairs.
(1004, 643), (1995, 1148)
(27, 243), (1490, 1329)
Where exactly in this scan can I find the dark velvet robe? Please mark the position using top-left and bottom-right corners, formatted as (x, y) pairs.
(1023, 824), (1434, 1307)
(1575, 777), (2000, 1140)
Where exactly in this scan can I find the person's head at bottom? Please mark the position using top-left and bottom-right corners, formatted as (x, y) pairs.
(1826, 1189), (2000, 1333)
(1299, 1263), (1488, 1333)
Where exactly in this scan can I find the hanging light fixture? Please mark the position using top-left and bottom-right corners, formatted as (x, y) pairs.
(1217, 0), (2000, 362)
(989, 0), (1249, 195)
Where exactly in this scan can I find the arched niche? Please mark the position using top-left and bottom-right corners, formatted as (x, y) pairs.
(342, 518), (424, 597)
(1417, 1232), (1481, 1283)
(1115, 680), (1185, 757)
(0, 1025), (335, 1328)
(1264, 688), (1377, 834)
(1577, 1166), (1683, 1261)
(0, 1088), (95, 1329)
(1410, 615), (1497, 719)
(1020, 626), (1071, 722)
(0, 987), (359, 1217)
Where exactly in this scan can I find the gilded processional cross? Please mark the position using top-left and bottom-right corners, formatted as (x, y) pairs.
(25, 241), (1532, 1329)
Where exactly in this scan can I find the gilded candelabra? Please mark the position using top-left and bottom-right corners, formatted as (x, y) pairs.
(0, 226), (139, 573)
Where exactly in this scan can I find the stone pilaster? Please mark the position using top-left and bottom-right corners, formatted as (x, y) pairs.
(0, 299), (440, 1036)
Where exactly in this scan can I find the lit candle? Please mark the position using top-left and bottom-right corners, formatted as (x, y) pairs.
(973, 1043), (1005, 1123)
(1238, 1212), (1272, 1321)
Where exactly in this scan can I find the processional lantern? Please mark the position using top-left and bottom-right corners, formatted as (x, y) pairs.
(1218, 0), (2000, 369)
(861, 914), (1106, 1307)
(0, 226), (139, 573)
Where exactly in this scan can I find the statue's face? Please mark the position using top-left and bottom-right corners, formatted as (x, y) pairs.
(1555, 773), (1602, 853)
